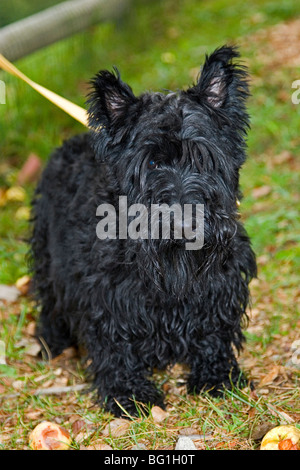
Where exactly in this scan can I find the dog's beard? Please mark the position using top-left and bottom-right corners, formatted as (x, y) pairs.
(132, 211), (239, 299)
(134, 239), (199, 299)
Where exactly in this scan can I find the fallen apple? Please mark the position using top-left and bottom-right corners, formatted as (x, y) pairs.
(29, 421), (72, 450)
(260, 425), (300, 450)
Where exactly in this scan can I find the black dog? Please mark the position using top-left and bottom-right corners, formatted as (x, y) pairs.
(30, 45), (256, 416)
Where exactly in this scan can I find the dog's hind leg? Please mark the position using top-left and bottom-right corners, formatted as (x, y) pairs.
(30, 192), (76, 358)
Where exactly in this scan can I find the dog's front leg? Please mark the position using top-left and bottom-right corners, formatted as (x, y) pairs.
(81, 322), (164, 416)
(187, 332), (246, 396)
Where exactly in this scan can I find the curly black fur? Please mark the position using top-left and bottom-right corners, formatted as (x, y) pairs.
(30, 46), (256, 416)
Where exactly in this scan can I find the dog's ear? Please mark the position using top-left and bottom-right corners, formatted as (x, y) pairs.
(87, 68), (138, 130)
(185, 45), (249, 128)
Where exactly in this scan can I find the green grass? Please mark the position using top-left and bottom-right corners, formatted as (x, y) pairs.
(0, 0), (299, 450)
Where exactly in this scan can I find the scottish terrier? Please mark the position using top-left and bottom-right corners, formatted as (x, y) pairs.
(30, 45), (256, 416)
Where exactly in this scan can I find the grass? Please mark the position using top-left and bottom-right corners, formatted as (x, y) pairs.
(0, 0), (300, 450)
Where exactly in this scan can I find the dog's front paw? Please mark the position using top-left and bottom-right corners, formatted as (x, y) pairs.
(99, 383), (165, 417)
(187, 369), (248, 396)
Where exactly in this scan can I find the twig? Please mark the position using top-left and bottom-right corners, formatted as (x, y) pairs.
(266, 403), (295, 423)
(33, 384), (88, 396)
(0, 383), (88, 401)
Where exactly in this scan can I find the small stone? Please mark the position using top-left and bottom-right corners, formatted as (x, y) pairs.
(131, 443), (147, 450)
(175, 436), (197, 450)
(0, 285), (20, 302)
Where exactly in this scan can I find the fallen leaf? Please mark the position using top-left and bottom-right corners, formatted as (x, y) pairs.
(92, 443), (114, 450)
(273, 150), (294, 165)
(151, 405), (169, 423)
(25, 321), (36, 336)
(5, 186), (26, 202)
(25, 340), (42, 357)
(102, 419), (130, 438)
(15, 337), (41, 357)
(74, 429), (95, 443)
(71, 419), (86, 435)
(266, 404), (295, 423)
(51, 347), (77, 362)
(252, 185), (272, 199)
(12, 380), (24, 391)
(15, 275), (31, 295)
(251, 422), (274, 440)
(215, 439), (240, 449)
(179, 427), (201, 436)
(81, 443), (113, 450)
(25, 410), (43, 420)
(259, 365), (281, 386)
(15, 206), (31, 220)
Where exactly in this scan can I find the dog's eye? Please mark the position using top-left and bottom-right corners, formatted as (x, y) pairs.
(148, 159), (158, 169)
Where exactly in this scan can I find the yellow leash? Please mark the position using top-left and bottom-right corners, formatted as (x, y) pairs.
(0, 53), (89, 127)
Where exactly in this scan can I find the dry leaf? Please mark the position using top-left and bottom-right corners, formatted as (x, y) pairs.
(102, 418), (130, 438)
(15, 206), (30, 220)
(71, 419), (86, 436)
(259, 365), (281, 386)
(5, 186), (26, 202)
(16, 275), (31, 295)
(25, 340), (42, 357)
(179, 427), (200, 436)
(25, 321), (36, 336)
(151, 406), (169, 423)
(72, 418), (96, 443)
(15, 337), (41, 357)
(12, 380), (23, 391)
(266, 404), (294, 423)
(25, 410), (43, 420)
(82, 443), (113, 450)
(273, 150), (294, 165)
(252, 185), (272, 199)
(251, 422), (274, 440)
(215, 439), (240, 449)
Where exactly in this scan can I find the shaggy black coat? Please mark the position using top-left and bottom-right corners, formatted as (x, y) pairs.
(30, 45), (257, 416)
